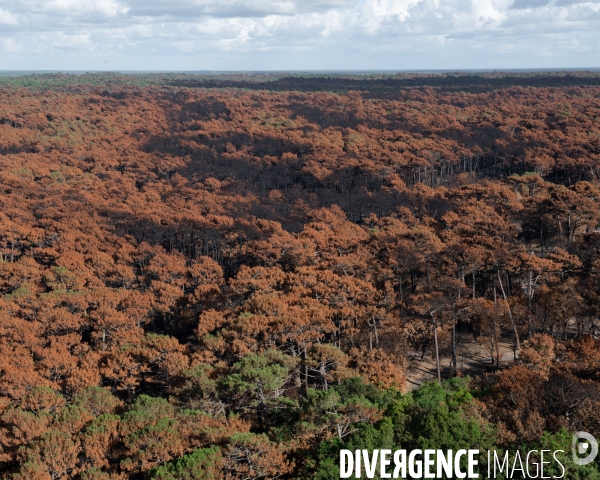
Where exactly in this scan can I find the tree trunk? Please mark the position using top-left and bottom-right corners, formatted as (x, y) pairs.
(558, 217), (563, 248)
(426, 258), (431, 293)
(451, 320), (457, 373)
(431, 313), (441, 385)
(497, 269), (520, 357)
(302, 348), (309, 396)
(527, 270), (533, 339)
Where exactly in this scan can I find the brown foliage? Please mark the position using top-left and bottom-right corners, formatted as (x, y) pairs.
(1, 76), (600, 477)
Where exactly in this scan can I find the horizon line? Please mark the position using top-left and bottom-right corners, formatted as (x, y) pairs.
(1, 67), (600, 76)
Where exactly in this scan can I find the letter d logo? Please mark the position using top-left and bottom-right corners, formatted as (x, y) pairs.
(572, 432), (598, 466)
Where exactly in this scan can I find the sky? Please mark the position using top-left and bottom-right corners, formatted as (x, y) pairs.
(0, 0), (599, 71)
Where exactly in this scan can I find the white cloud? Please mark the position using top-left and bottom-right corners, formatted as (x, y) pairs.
(44, 32), (92, 48)
(367, 0), (423, 20)
(9, 0), (129, 16)
(0, 0), (598, 69)
(0, 38), (22, 52)
(0, 8), (19, 24)
(123, 0), (358, 18)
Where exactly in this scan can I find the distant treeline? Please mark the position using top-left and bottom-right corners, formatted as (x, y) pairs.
(2, 70), (600, 92)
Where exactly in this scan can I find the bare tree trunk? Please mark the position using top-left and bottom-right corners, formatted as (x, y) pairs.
(398, 272), (404, 319)
(451, 320), (457, 373)
(568, 213), (573, 243)
(321, 364), (328, 391)
(493, 322), (500, 368)
(302, 348), (309, 396)
(431, 313), (441, 385)
(497, 269), (520, 357)
(558, 217), (563, 248)
(398, 273), (403, 303)
(426, 258), (432, 294)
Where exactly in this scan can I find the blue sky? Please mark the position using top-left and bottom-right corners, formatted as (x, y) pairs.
(0, 0), (598, 70)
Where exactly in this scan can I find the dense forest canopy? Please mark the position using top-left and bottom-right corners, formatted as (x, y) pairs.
(0, 71), (599, 479)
